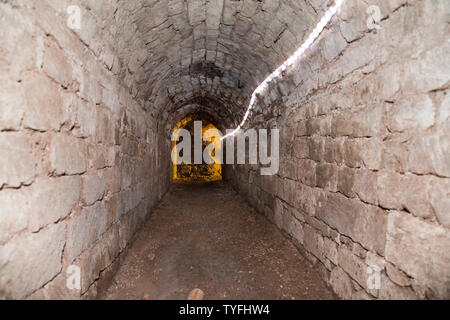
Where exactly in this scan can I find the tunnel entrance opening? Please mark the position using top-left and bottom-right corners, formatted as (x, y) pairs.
(172, 115), (222, 184)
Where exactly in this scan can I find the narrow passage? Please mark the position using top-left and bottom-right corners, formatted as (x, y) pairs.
(101, 182), (336, 300)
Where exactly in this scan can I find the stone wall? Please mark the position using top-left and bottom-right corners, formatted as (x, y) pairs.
(0, 1), (169, 299)
(1, 0), (448, 300)
(225, 0), (450, 299)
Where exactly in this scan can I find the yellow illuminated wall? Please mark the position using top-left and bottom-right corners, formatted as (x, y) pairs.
(172, 118), (222, 183)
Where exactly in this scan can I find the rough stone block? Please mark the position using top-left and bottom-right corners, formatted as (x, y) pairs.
(357, 139), (383, 170)
(323, 137), (335, 163)
(0, 189), (28, 243)
(240, 0), (258, 18)
(0, 133), (36, 188)
(277, 178), (296, 206)
(317, 193), (387, 255)
(308, 135), (325, 162)
(329, 266), (353, 299)
(303, 224), (324, 262)
(22, 73), (68, 132)
(296, 159), (316, 187)
(28, 176), (81, 232)
(295, 184), (322, 216)
(387, 94), (434, 132)
(74, 225), (119, 294)
(0, 79), (25, 131)
(428, 177), (450, 227)
(322, 29), (348, 62)
(353, 242), (367, 259)
(50, 134), (87, 176)
(95, 108), (115, 145)
(118, 210), (140, 251)
(168, 0), (185, 16)
(66, 202), (108, 262)
(27, 268), (81, 300)
(331, 114), (353, 137)
(378, 171), (433, 219)
(338, 245), (369, 290)
(378, 63), (402, 101)
(292, 137), (309, 159)
(206, 0), (223, 29)
(81, 170), (108, 206)
(379, 274), (418, 300)
(188, 0), (206, 26)
(386, 262), (411, 287)
(343, 139), (362, 168)
(352, 105), (385, 138)
(338, 166), (355, 198)
(0, 5), (36, 77)
(323, 237), (339, 265)
(43, 39), (73, 88)
(316, 163), (338, 191)
(283, 212), (304, 244)
(404, 40), (450, 93)
(0, 223), (66, 299)
(353, 169), (377, 205)
(74, 99), (97, 139)
(407, 129), (450, 177)
(385, 211), (450, 298)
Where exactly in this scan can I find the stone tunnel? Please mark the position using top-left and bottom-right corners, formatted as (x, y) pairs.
(0, 0), (449, 300)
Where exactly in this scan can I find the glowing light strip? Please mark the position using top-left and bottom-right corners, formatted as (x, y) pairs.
(221, 0), (345, 140)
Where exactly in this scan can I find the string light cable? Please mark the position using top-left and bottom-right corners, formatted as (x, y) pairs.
(221, 0), (345, 140)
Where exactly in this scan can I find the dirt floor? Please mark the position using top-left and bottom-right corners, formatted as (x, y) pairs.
(100, 181), (336, 300)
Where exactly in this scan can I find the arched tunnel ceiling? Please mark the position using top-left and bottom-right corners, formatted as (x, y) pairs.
(87, 0), (331, 127)
(162, 96), (238, 136)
